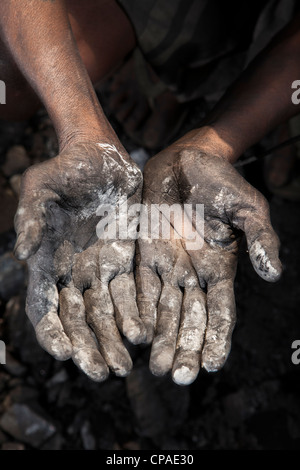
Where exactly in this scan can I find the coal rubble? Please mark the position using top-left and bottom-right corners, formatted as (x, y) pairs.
(0, 111), (300, 450)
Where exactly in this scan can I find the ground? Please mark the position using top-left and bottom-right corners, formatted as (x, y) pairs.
(0, 102), (299, 451)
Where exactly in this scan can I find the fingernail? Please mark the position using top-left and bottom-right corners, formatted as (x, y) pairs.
(14, 234), (26, 260)
(173, 366), (198, 385)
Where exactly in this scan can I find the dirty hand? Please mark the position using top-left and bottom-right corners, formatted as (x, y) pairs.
(136, 132), (282, 385)
(14, 142), (146, 381)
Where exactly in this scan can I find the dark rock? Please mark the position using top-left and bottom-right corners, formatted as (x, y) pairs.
(46, 369), (68, 388)
(0, 254), (26, 301)
(126, 361), (189, 441)
(0, 372), (10, 393)
(0, 178), (18, 234)
(222, 389), (248, 427)
(0, 230), (16, 256)
(122, 440), (141, 450)
(46, 369), (69, 404)
(4, 351), (27, 377)
(9, 174), (22, 197)
(2, 145), (30, 177)
(0, 429), (8, 444)
(7, 378), (23, 389)
(130, 148), (150, 171)
(80, 420), (96, 450)
(1, 442), (25, 450)
(0, 121), (28, 157)
(40, 433), (65, 450)
(0, 404), (56, 448)
(8, 385), (39, 405)
(4, 295), (49, 366)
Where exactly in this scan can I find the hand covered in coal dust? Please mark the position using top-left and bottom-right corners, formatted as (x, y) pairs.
(136, 131), (282, 385)
(14, 142), (146, 381)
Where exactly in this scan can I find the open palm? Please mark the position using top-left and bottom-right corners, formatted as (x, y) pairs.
(137, 136), (282, 385)
(15, 142), (145, 381)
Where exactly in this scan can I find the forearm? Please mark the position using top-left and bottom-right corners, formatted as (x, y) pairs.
(0, 0), (111, 150)
(196, 11), (300, 163)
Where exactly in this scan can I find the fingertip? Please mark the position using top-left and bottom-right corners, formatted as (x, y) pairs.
(14, 243), (33, 261)
(123, 318), (147, 345)
(249, 240), (282, 282)
(113, 356), (133, 377)
(13, 234), (29, 261)
(14, 227), (42, 260)
(13, 246), (27, 261)
(73, 349), (109, 382)
(201, 354), (227, 373)
(149, 364), (167, 377)
(38, 333), (73, 361)
(144, 323), (154, 345)
(149, 346), (174, 377)
(172, 365), (198, 386)
(263, 262), (282, 283)
(135, 317), (154, 345)
(201, 333), (232, 372)
(100, 339), (133, 378)
(35, 322), (73, 361)
(201, 361), (221, 373)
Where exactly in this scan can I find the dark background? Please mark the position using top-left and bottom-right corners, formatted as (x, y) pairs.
(0, 97), (299, 451)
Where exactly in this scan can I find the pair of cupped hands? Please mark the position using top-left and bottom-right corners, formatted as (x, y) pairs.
(14, 130), (282, 385)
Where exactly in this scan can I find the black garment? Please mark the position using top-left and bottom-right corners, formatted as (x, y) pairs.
(117, 0), (296, 102)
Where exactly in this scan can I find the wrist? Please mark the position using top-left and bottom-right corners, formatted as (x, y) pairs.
(192, 124), (242, 163)
(57, 114), (117, 153)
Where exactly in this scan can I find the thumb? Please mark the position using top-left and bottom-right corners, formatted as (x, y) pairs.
(247, 225), (282, 282)
(14, 170), (58, 260)
(234, 195), (282, 282)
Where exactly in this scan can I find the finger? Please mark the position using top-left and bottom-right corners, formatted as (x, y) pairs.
(109, 272), (146, 345)
(136, 264), (161, 344)
(26, 264), (72, 361)
(84, 282), (132, 377)
(59, 285), (109, 382)
(149, 283), (182, 377)
(14, 170), (58, 260)
(201, 279), (236, 372)
(247, 227), (282, 282)
(172, 286), (206, 385)
(235, 198), (282, 282)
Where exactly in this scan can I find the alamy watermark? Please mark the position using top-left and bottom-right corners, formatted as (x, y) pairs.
(291, 80), (300, 105)
(0, 80), (6, 104)
(96, 202), (204, 250)
(0, 340), (6, 365)
(291, 340), (300, 365)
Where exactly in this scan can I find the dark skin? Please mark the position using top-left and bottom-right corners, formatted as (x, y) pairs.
(0, 0), (299, 383)
(16, 142), (145, 381)
(137, 132), (281, 385)
(0, 0), (144, 380)
(137, 13), (300, 383)
(0, 0), (135, 122)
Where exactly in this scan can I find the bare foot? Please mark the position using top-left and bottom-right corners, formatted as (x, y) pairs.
(105, 55), (187, 149)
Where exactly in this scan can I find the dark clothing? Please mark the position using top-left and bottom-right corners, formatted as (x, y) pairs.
(117, 0), (297, 102)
